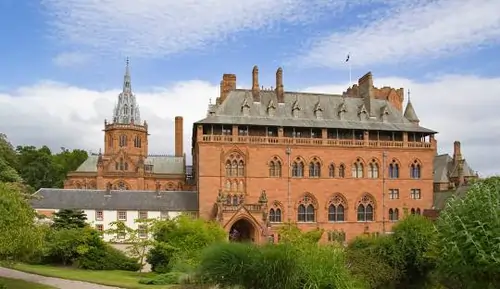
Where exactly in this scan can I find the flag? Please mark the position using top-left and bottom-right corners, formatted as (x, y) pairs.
(345, 54), (350, 62)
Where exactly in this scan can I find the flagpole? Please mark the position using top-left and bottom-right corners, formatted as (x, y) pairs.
(346, 52), (352, 86)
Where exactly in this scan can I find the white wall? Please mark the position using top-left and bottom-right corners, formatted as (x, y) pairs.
(35, 208), (188, 242)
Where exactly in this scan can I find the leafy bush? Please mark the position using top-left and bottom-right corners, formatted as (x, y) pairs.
(139, 271), (186, 285)
(197, 242), (358, 289)
(40, 226), (139, 271)
(148, 215), (227, 273)
(433, 177), (500, 289)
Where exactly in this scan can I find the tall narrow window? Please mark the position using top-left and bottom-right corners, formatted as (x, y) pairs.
(357, 195), (375, 222)
(352, 159), (364, 178)
(338, 164), (345, 178)
(410, 189), (421, 199)
(410, 161), (421, 179)
(389, 160), (400, 179)
(119, 135), (127, 147)
(328, 163), (335, 177)
(309, 158), (321, 177)
(292, 159), (304, 177)
(369, 160), (379, 178)
(297, 195), (315, 222)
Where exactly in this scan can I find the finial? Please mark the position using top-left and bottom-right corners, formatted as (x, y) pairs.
(126, 57), (130, 67)
(407, 89), (411, 103)
(209, 98), (212, 104)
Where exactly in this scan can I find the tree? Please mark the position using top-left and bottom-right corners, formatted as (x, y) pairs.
(106, 219), (156, 272)
(0, 182), (45, 262)
(16, 145), (57, 190)
(0, 134), (21, 183)
(276, 222), (324, 245)
(51, 209), (88, 230)
(51, 148), (88, 188)
(433, 176), (500, 289)
(148, 215), (226, 273)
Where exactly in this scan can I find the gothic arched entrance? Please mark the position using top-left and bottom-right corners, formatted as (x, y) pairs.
(229, 218), (256, 242)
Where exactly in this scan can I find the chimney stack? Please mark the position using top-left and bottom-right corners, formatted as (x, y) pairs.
(275, 67), (284, 103)
(252, 66), (260, 102)
(453, 141), (462, 163)
(358, 72), (374, 116)
(175, 116), (183, 157)
(218, 74), (236, 104)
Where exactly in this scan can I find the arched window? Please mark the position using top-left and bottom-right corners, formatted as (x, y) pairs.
(231, 180), (237, 192)
(269, 208), (282, 223)
(309, 157), (321, 177)
(357, 195), (375, 222)
(328, 163), (335, 178)
(352, 159), (364, 178)
(369, 159), (379, 178)
(298, 204), (315, 222)
(124, 162), (128, 171)
(238, 160), (244, 176)
(225, 180), (231, 191)
(231, 160), (238, 176)
(416, 208), (421, 215)
(238, 180), (244, 192)
(410, 160), (421, 179)
(292, 158), (304, 177)
(389, 160), (400, 179)
(119, 158), (124, 170)
(134, 135), (142, 148)
(166, 183), (175, 191)
(232, 195), (239, 206)
(338, 164), (345, 178)
(119, 135), (127, 147)
(327, 194), (347, 222)
(411, 208), (416, 215)
(116, 181), (128, 190)
(225, 161), (231, 176)
(225, 194), (232, 206)
(297, 195), (316, 222)
(269, 157), (282, 177)
(389, 208), (399, 221)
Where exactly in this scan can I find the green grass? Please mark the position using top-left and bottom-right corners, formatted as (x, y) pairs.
(11, 264), (170, 289)
(0, 276), (56, 289)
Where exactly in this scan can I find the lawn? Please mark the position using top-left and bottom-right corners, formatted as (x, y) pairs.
(0, 276), (56, 289)
(11, 264), (169, 289)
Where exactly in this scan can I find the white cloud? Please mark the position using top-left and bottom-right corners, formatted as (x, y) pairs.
(42, 0), (363, 57)
(297, 0), (500, 68)
(1, 73), (498, 176)
(52, 51), (90, 67)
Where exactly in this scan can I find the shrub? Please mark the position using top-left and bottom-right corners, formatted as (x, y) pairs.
(138, 272), (186, 285)
(77, 245), (140, 271)
(146, 242), (176, 273)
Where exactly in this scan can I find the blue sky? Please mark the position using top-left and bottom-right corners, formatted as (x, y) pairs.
(1, 0), (500, 175)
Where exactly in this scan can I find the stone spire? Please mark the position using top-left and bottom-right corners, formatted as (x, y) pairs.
(113, 58), (141, 124)
(403, 89), (419, 124)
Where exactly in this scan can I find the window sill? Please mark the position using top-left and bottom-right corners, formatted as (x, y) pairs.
(297, 221), (317, 224)
(327, 221), (346, 223)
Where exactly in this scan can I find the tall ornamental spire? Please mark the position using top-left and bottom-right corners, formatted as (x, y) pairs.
(113, 58), (141, 124)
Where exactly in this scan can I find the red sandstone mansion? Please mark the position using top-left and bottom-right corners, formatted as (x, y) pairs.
(33, 62), (477, 243)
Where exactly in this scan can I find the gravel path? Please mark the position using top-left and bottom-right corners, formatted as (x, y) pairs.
(0, 267), (123, 289)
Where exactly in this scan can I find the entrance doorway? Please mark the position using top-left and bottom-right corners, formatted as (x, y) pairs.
(229, 219), (255, 242)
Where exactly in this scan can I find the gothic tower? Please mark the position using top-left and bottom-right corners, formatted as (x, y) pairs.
(103, 59), (149, 161)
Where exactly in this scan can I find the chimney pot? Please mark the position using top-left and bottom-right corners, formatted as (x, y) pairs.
(275, 67), (284, 103)
(252, 66), (260, 102)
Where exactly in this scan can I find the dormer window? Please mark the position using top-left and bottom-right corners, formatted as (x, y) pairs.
(267, 100), (276, 117)
(292, 100), (301, 118)
(338, 101), (347, 120)
(358, 104), (368, 121)
(381, 106), (389, 122)
(241, 98), (250, 116)
(314, 101), (323, 119)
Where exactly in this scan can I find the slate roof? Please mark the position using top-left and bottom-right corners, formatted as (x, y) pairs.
(432, 185), (469, 210)
(75, 155), (185, 174)
(433, 154), (476, 183)
(196, 89), (436, 133)
(31, 189), (198, 211)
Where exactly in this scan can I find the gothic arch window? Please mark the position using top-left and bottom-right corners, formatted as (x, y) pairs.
(124, 162), (128, 171)
(369, 159), (379, 178)
(119, 158), (125, 170)
(238, 180), (244, 192)
(115, 181), (129, 191)
(123, 104), (128, 114)
(269, 208), (282, 223)
(75, 182), (82, 189)
(225, 161), (231, 176)
(410, 160), (421, 179)
(232, 195), (239, 206)
(269, 157), (282, 177)
(292, 157), (304, 177)
(411, 208), (416, 215)
(327, 194), (347, 222)
(238, 160), (244, 176)
(119, 135), (127, 147)
(297, 194), (316, 222)
(389, 159), (400, 179)
(416, 208), (421, 215)
(225, 180), (231, 191)
(338, 164), (346, 178)
(309, 157), (321, 178)
(352, 158), (364, 178)
(357, 194), (375, 222)
(166, 182), (175, 191)
(389, 208), (399, 221)
(231, 180), (238, 192)
(134, 135), (142, 148)
(225, 153), (245, 177)
(328, 163), (335, 178)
